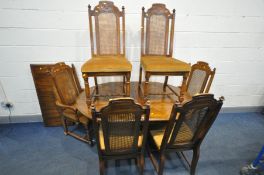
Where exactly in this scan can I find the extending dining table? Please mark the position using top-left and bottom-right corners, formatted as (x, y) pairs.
(76, 82), (191, 121)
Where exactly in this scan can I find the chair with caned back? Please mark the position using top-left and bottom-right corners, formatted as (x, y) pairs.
(91, 98), (150, 175)
(139, 3), (191, 101)
(50, 62), (92, 144)
(172, 61), (216, 98)
(148, 94), (224, 175)
(82, 1), (132, 106)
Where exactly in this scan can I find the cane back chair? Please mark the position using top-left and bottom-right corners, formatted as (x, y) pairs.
(139, 3), (191, 101)
(50, 62), (92, 144)
(148, 94), (224, 175)
(82, 1), (132, 106)
(92, 98), (150, 175)
(170, 61), (216, 98)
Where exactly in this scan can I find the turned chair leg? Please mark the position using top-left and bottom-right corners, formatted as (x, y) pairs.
(139, 66), (142, 86)
(163, 76), (168, 92)
(125, 73), (131, 97)
(144, 73), (150, 98)
(158, 154), (166, 175)
(94, 77), (99, 94)
(139, 154), (145, 175)
(61, 116), (68, 135)
(190, 147), (200, 175)
(99, 159), (105, 175)
(83, 73), (91, 105)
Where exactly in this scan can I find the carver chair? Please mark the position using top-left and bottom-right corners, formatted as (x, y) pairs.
(50, 62), (92, 144)
(91, 98), (150, 175)
(139, 3), (191, 101)
(82, 1), (132, 106)
(148, 94), (224, 175)
(170, 61), (216, 98)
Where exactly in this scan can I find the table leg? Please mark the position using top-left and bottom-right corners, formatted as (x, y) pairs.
(83, 73), (91, 105)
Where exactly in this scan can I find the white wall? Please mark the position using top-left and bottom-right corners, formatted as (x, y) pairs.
(0, 0), (264, 117)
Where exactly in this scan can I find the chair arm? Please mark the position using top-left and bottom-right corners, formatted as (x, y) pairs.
(55, 101), (77, 113)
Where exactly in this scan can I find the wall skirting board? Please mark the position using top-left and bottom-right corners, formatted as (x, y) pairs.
(0, 106), (263, 124)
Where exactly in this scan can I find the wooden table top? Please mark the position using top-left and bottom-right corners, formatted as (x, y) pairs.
(76, 82), (191, 121)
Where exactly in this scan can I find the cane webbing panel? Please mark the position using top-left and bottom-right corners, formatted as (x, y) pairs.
(187, 69), (207, 96)
(54, 70), (78, 105)
(98, 13), (118, 55)
(101, 112), (141, 152)
(148, 14), (167, 55)
(173, 106), (208, 144)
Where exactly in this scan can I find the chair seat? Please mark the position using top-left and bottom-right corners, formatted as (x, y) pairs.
(141, 56), (191, 72)
(81, 56), (132, 73)
(150, 122), (193, 149)
(99, 130), (143, 150)
(63, 109), (89, 125)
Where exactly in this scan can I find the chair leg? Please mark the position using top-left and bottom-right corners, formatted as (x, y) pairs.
(61, 116), (68, 135)
(123, 76), (126, 93)
(139, 154), (145, 175)
(94, 76), (99, 94)
(144, 73), (150, 97)
(83, 73), (91, 105)
(163, 76), (168, 92)
(139, 66), (142, 86)
(158, 154), (166, 175)
(99, 159), (105, 175)
(190, 147), (200, 175)
(125, 72), (131, 97)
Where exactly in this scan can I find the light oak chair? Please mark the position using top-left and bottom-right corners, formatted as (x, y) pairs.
(170, 61), (216, 97)
(50, 62), (92, 144)
(82, 1), (132, 105)
(148, 94), (224, 175)
(91, 98), (150, 175)
(139, 3), (191, 101)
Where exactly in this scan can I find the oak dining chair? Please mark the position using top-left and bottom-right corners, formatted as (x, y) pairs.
(50, 62), (92, 144)
(148, 94), (224, 175)
(139, 3), (191, 101)
(91, 98), (150, 175)
(82, 1), (132, 105)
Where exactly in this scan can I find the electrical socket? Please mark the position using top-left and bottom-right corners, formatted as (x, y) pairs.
(1, 101), (13, 108)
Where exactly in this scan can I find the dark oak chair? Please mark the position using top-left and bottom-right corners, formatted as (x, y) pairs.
(148, 94), (224, 175)
(170, 61), (216, 97)
(82, 1), (132, 105)
(50, 62), (92, 144)
(91, 98), (150, 175)
(139, 3), (191, 101)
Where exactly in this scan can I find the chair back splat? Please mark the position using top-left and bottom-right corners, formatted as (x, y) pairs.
(88, 1), (125, 56)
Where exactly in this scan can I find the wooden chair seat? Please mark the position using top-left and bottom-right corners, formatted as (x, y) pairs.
(150, 122), (193, 149)
(82, 56), (132, 73)
(99, 129), (143, 150)
(141, 56), (190, 72)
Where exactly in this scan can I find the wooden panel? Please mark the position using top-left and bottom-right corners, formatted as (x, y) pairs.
(30, 64), (61, 126)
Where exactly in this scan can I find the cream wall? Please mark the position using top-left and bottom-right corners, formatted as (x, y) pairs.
(0, 0), (264, 118)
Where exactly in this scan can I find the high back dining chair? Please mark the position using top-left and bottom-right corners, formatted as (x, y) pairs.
(170, 61), (216, 98)
(148, 94), (224, 175)
(139, 3), (191, 101)
(82, 1), (132, 105)
(92, 98), (150, 175)
(50, 62), (92, 144)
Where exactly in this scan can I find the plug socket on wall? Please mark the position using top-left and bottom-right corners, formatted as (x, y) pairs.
(1, 101), (13, 109)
